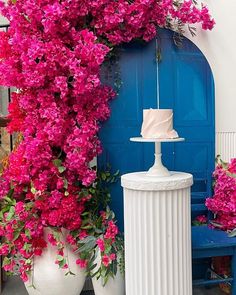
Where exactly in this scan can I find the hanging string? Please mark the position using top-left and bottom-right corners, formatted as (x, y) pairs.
(155, 38), (160, 109)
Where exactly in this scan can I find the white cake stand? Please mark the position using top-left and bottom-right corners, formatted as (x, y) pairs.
(130, 137), (185, 177)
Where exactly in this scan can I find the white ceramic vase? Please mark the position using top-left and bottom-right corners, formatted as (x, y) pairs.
(92, 252), (125, 295)
(24, 228), (86, 295)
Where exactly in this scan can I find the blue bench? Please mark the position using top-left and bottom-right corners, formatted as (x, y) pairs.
(192, 211), (236, 294)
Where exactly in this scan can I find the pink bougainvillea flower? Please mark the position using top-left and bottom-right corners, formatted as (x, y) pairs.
(76, 258), (88, 269)
(96, 238), (105, 252)
(195, 215), (207, 224)
(102, 255), (110, 267)
(206, 158), (236, 231)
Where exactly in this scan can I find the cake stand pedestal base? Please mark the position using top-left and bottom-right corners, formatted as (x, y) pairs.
(130, 137), (184, 177)
(148, 142), (170, 177)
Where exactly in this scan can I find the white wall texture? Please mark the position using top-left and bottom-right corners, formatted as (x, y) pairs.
(185, 0), (236, 133)
(0, 15), (7, 26)
(184, 0), (236, 159)
(0, 0), (8, 26)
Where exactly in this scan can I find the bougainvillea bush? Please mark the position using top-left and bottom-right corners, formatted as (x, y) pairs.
(206, 157), (236, 232)
(0, 0), (214, 283)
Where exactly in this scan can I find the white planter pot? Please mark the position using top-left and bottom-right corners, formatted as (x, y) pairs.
(24, 228), (86, 295)
(92, 253), (125, 295)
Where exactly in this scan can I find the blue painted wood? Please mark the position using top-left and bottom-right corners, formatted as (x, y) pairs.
(232, 249), (236, 295)
(158, 29), (215, 206)
(192, 225), (236, 289)
(98, 41), (157, 229)
(192, 226), (236, 250)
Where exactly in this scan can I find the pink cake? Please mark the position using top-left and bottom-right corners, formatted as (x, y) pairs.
(141, 109), (178, 139)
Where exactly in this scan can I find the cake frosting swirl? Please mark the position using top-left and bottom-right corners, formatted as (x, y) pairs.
(141, 109), (178, 139)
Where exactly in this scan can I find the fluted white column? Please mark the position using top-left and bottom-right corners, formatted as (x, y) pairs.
(121, 172), (193, 295)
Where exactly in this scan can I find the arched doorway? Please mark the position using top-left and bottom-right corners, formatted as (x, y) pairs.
(98, 29), (215, 229)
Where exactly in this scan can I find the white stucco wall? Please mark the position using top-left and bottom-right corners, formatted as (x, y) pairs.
(0, 0), (8, 26)
(0, 17), (8, 26)
(185, 0), (236, 133)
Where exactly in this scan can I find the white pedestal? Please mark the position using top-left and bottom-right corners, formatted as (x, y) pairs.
(121, 172), (193, 295)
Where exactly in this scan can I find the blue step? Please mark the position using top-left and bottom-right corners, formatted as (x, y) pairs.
(192, 226), (236, 250)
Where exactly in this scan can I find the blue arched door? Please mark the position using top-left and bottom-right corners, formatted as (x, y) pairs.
(98, 29), (215, 229)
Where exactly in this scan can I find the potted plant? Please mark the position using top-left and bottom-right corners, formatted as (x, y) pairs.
(0, 164), (124, 294)
(66, 168), (125, 295)
(0, 167), (89, 294)
(75, 207), (125, 295)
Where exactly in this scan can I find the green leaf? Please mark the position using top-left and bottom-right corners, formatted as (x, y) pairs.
(6, 206), (15, 221)
(210, 221), (223, 228)
(87, 263), (97, 272)
(13, 230), (21, 241)
(58, 258), (67, 268)
(56, 255), (64, 262)
(226, 171), (236, 178)
(103, 274), (110, 286)
(63, 179), (68, 189)
(113, 261), (117, 276)
(101, 172), (106, 181)
(114, 170), (120, 176)
(81, 224), (93, 230)
(31, 187), (37, 194)
(77, 236), (96, 244)
(94, 229), (103, 234)
(215, 155), (228, 169)
(25, 229), (31, 239)
(90, 270), (100, 278)
(105, 245), (112, 254)
(58, 166), (66, 173)
(53, 159), (62, 167)
(65, 271), (75, 276)
(25, 259), (32, 265)
(7, 188), (14, 198)
(3, 196), (13, 204)
(89, 188), (95, 194)
(228, 228), (236, 237)
(101, 267), (107, 277)
(23, 187), (28, 193)
(77, 239), (96, 253)
(27, 284), (36, 290)
(23, 243), (31, 252)
(2, 257), (11, 267)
